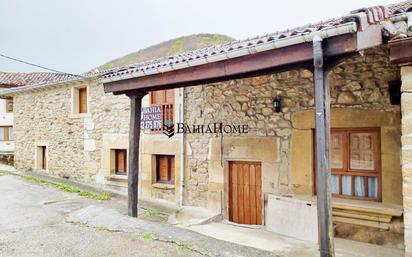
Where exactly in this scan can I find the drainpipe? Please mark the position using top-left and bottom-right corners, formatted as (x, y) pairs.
(313, 35), (335, 257)
(179, 87), (185, 208)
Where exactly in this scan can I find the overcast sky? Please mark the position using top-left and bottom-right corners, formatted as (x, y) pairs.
(0, 0), (398, 74)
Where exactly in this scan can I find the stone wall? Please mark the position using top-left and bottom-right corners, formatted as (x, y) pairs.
(13, 80), (130, 183)
(184, 46), (400, 208)
(14, 86), (84, 179)
(401, 66), (412, 256)
(13, 81), (183, 204)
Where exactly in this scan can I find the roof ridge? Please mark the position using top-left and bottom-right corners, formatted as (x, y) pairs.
(102, 1), (412, 80)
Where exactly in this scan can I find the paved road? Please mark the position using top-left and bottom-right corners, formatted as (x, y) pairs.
(0, 175), (203, 257)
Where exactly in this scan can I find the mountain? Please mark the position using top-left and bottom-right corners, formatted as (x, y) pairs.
(96, 34), (235, 71)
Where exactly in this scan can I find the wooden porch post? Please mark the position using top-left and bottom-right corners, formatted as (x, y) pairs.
(127, 91), (146, 217)
(313, 36), (335, 257)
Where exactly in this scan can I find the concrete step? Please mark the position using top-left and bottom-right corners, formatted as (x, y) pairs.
(107, 175), (128, 183)
(169, 206), (222, 227)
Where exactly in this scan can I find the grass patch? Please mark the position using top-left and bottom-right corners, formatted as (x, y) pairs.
(21, 175), (111, 201)
(138, 231), (156, 240)
(96, 225), (110, 232)
(0, 170), (10, 176)
(79, 191), (111, 201)
(146, 208), (161, 217)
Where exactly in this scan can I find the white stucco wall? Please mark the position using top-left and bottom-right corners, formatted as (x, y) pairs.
(0, 99), (14, 152)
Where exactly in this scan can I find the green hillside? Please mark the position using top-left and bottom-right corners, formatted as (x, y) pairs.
(97, 34), (234, 71)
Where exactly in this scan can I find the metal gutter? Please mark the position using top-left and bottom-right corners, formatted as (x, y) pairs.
(101, 22), (358, 84)
(179, 87), (185, 208)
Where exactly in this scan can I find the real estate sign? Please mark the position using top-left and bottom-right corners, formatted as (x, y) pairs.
(141, 106), (162, 130)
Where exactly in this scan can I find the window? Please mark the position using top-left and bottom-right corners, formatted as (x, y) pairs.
(5, 99), (13, 113)
(78, 87), (87, 113)
(36, 145), (47, 170)
(156, 155), (175, 184)
(149, 90), (174, 132)
(72, 87), (88, 114)
(314, 128), (381, 201)
(114, 149), (127, 175)
(0, 126), (13, 141)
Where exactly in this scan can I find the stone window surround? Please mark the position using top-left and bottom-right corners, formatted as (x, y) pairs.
(206, 136), (279, 221)
(151, 154), (176, 190)
(101, 134), (129, 179)
(34, 141), (49, 171)
(69, 85), (91, 118)
(110, 148), (128, 176)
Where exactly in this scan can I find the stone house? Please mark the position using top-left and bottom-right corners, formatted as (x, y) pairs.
(1, 1), (412, 255)
(0, 72), (72, 164)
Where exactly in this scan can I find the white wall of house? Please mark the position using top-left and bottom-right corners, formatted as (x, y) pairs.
(0, 99), (14, 153)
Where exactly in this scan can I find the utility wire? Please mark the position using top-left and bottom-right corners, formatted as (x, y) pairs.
(0, 53), (83, 78)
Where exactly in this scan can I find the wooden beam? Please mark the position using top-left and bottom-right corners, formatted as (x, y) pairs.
(389, 37), (412, 64)
(313, 36), (335, 257)
(104, 34), (357, 93)
(126, 91), (147, 217)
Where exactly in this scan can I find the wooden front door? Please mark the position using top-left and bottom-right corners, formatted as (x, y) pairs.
(229, 161), (262, 225)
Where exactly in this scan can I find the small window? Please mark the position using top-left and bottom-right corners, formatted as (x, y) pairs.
(388, 80), (401, 105)
(5, 99), (13, 113)
(36, 145), (47, 170)
(314, 128), (381, 201)
(0, 126), (13, 141)
(156, 155), (175, 184)
(78, 87), (87, 113)
(114, 149), (127, 176)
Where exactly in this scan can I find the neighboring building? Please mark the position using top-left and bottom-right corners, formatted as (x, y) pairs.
(1, 1), (412, 254)
(0, 72), (73, 164)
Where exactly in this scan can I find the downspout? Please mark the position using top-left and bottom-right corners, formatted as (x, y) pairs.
(179, 87), (185, 208)
(313, 35), (335, 257)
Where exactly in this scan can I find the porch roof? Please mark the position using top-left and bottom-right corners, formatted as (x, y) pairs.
(102, 2), (412, 94)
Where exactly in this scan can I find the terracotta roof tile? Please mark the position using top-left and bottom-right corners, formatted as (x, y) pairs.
(0, 72), (75, 88)
(388, 0), (412, 14)
(101, 1), (412, 80)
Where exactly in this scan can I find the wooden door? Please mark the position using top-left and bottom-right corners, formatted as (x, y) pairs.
(229, 161), (262, 225)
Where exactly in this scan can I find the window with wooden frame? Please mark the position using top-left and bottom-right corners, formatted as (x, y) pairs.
(114, 149), (127, 176)
(78, 87), (88, 113)
(156, 155), (175, 184)
(5, 99), (13, 113)
(149, 90), (174, 132)
(314, 128), (381, 201)
(0, 126), (13, 141)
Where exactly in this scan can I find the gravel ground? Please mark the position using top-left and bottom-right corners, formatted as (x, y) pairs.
(0, 175), (203, 257)
(0, 223), (202, 257)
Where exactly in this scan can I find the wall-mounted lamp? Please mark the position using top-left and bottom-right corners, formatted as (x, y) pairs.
(273, 96), (282, 113)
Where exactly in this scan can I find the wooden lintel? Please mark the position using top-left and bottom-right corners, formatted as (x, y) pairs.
(389, 37), (412, 64)
(104, 33), (357, 94)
